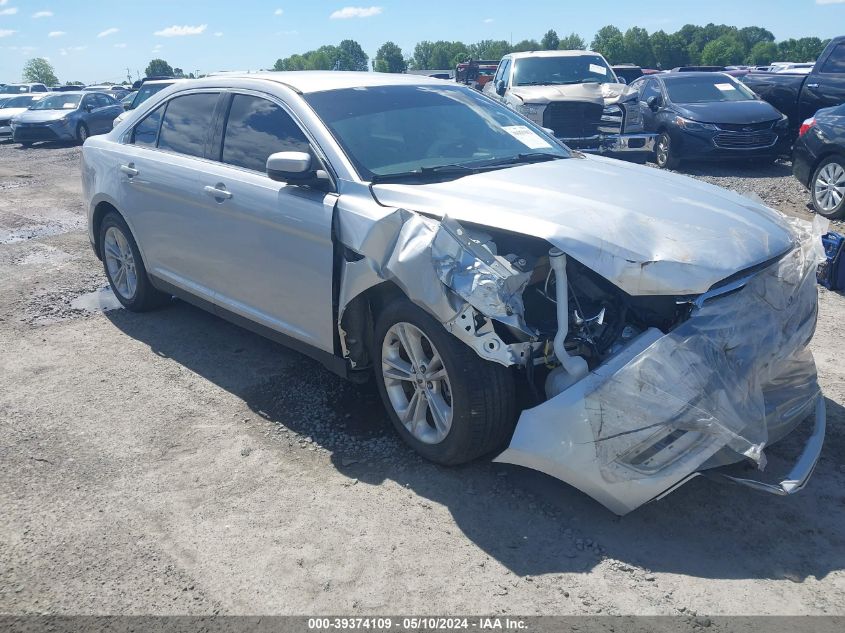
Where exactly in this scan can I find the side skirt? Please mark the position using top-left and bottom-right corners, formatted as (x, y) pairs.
(149, 275), (351, 379)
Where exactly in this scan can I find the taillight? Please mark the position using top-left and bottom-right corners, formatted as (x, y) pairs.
(798, 117), (816, 137)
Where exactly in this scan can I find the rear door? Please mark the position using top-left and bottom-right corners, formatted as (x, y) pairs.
(114, 91), (226, 302)
(800, 42), (845, 119)
(193, 91), (337, 352)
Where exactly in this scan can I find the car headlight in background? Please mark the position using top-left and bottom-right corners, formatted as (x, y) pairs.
(515, 102), (545, 125)
(775, 113), (789, 129)
(674, 116), (718, 131)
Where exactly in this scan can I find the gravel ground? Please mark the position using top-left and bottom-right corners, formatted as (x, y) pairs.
(1, 143), (844, 617)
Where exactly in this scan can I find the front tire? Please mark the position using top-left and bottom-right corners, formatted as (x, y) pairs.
(373, 299), (516, 465)
(811, 155), (845, 219)
(99, 212), (169, 311)
(655, 131), (680, 169)
(77, 122), (89, 144)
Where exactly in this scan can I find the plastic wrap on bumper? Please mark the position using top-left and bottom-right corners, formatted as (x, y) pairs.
(497, 216), (827, 514)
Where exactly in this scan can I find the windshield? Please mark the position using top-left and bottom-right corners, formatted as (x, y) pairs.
(131, 82), (172, 109)
(4, 85), (32, 93)
(305, 84), (569, 180)
(30, 94), (81, 110)
(665, 76), (756, 103)
(3, 95), (38, 108)
(513, 55), (616, 86)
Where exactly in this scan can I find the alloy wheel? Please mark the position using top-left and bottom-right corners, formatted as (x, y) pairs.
(103, 226), (137, 300)
(656, 134), (670, 167)
(381, 322), (453, 445)
(814, 161), (845, 212)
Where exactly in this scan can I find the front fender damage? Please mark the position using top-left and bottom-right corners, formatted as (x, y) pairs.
(336, 192), (827, 514)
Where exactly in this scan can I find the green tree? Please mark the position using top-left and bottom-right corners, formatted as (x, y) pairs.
(336, 40), (368, 71)
(557, 33), (586, 50)
(373, 41), (407, 73)
(512, 39), (540, 52)
(737, 26), (775, 52)
(591, 25), (626, 64)
(22, 57), (58, 85)
(778, 37), (828, 62)
(469, 39), (511, 61)
(145, 58), (174, 76)
(700, 35), (745, 66)
(649, 30), (688, 69)
(410, 41), (435, 69)
(173, 67), (185, 78)
(623, 27), (654, 66)
(428, 41), (468, 68)
(540, 29), (560, 50)
(747, 41), (778, 65)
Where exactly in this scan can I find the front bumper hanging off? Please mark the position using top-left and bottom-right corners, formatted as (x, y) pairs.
(561, 133), (656, 156)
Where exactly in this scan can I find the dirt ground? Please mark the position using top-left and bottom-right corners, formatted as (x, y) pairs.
(1, 142), (844, 617)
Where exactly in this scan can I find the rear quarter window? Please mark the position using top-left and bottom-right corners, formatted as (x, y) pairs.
(132, 104), (165, 147)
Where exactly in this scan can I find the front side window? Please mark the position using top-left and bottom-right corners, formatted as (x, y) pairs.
(640, 79), (662, 103)
(512, 55), (615, 86)
(305, 84), (569, 180)
(132, 104), (165, 147)
(821, 44), (845, 74)
(221, 95), (309, 172)
(158, 93), (219, 158)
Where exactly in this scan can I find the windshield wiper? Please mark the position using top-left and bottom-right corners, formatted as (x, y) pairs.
(370, 163), (479, 184)
(482, 152), (566, 167)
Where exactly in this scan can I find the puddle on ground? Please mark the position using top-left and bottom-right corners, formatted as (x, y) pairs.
(69, 287), (123, 314)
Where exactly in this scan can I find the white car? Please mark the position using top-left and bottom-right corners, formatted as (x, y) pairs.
(0, 93), (50, 140)
(83, 72), (825, 514)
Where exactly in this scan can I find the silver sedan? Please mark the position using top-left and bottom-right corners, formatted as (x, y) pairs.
(81, 72), (825, 514)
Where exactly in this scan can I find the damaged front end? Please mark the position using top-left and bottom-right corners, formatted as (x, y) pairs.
(336, 189), (827, 514)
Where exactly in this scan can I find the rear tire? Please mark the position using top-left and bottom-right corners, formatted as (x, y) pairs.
(373, 299), (517, 465)
(99, 212), (169, 311)
(655, 131), (680, 169)
(810, 155), (845, 219)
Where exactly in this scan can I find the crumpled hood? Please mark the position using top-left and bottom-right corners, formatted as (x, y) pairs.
(511, 81), (636, 106)
(14, 109), (74, 123)
(674, 100), (782, 125)
(371, 155), (795, 296)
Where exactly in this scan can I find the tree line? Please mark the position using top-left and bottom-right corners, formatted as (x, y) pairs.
(272, 24), (831, 74)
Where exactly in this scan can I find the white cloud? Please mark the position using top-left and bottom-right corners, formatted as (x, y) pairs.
(0, 29), (15, 38)
(214, 31), (223, 37)
(0, 7), (18, 15)
(59, 45), (87, 55)
(48, 31), (65, 38)
(114, 43), (127, 48)
(274, 8), (284, 15)
(97, 27), (119, 38)
(154, 24), (207, 37)
(329, 6), (382, 19)
(483, 18), (493, 23)
(33, 10), (54, 18)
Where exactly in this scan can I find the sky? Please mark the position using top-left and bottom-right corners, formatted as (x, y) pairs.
(1, 0), (844, 84)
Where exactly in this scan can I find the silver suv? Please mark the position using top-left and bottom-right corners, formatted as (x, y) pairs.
(83, 72), (824, 514)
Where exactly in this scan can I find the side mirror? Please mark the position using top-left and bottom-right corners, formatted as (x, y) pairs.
(266, 151), (329, 187)
(646, 95), (662, 111)
(617, 76), (628, 85)
(495, 80), (506, 96)
(85, 104), (95, 113)
(123, 102), (131, 110)
(542, 127), (555, 136)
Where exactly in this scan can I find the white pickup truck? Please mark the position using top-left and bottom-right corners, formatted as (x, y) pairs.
(483, 50), (655, 162)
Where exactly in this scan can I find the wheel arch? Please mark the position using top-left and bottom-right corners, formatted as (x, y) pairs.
(811, 149), (845, 182)
(339, 280), (407, 373)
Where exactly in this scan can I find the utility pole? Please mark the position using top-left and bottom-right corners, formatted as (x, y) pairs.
(126, 67), (132, 84)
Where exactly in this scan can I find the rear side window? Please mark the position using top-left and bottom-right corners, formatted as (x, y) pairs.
(132, 104), (165, 147)
(821, 44), (845, 74)
(221, 94), (309, 172)
(158, 93), (219, 158)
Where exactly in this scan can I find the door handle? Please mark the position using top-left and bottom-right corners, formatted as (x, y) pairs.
(806, 83), (820, 89)
(119, 164), (139, 177)
(203, 184), (233, 200)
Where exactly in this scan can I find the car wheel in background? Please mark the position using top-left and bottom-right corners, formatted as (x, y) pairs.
(373, 299), (516, 466)
(811, 155), (845, 219)
(655, 131), (679, 169)
(99, 212), (169, 311)
(76, 122), (89, 144)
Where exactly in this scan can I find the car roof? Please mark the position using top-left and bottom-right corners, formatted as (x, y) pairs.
(506, 50), (605, 60)
(654, 71), (735, 81)
(182, 71), (448, 94)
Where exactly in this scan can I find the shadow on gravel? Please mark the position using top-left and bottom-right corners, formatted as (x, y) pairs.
(660, 159), (793, 179)
(107, 299), (845, 583)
